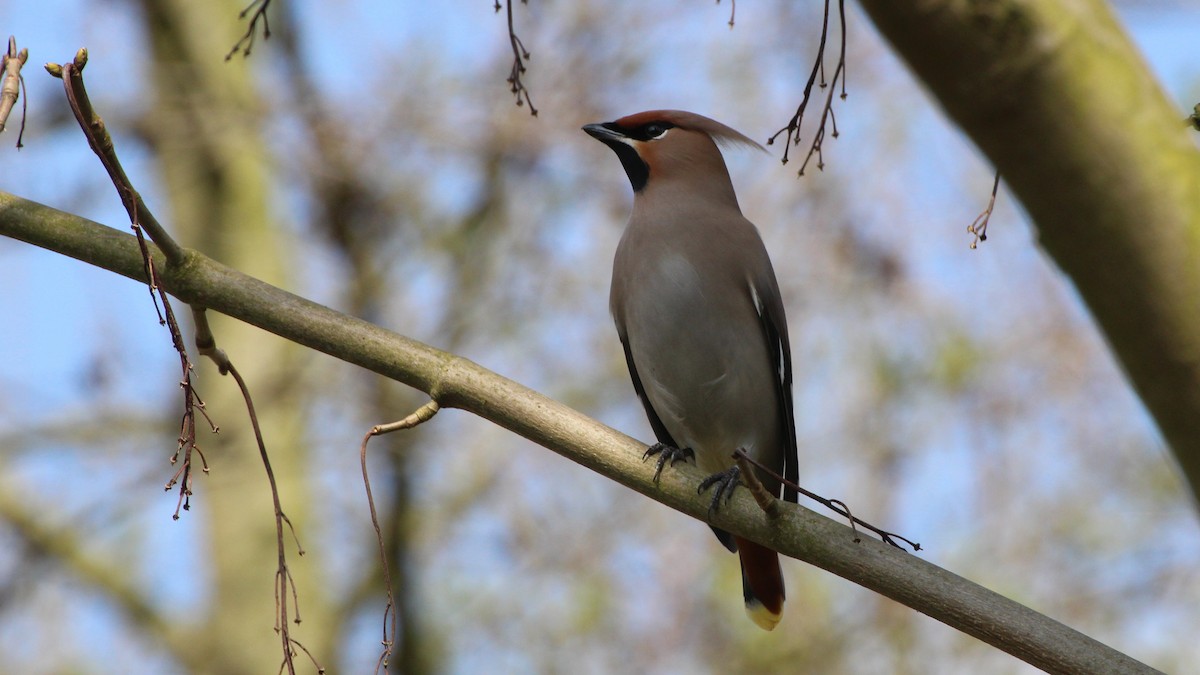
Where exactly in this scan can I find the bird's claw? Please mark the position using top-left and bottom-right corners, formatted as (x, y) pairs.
(698, 465), (742, 517)
(643, 443), (695, 482)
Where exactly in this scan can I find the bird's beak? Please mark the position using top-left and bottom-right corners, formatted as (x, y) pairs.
(582, 123), (632, 147)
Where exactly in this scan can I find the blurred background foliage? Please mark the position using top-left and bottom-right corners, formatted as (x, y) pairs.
(0, 0), (1197, 673)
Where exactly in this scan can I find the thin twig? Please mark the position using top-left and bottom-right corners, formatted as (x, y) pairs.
(732, 449), (920, 551)
(361, 400), (440, 675)
(766, 0), (848, 175)
(1, 36), (29, 147)
(227, 361), (317, 675)
(287, 638), (325, 674)
(190, 240), (312, 670)
(48, 50), (314, 671)
(968, 170), (1001, 249)
(498, 0), (537, 115)
(226, 0), (273, 61)
(716, 0), (736, 28)
(47, 50), (185, 263)
(49, 50), (209, 518)
(193, 306), (231, 374)
(733, 451), (781, 518)
(1, 196), (1165, 673)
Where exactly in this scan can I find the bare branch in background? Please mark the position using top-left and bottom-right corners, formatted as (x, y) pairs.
(497, 0), (537, 115)
(716, 0), (736, 28)
(0, 195), (1168, 674)
(968, 171), (1002, 249)
(44, 49), (313, 673)
(226, 0), (273, 60)
(0, 36), (29, 147)
(46, 49), (210, 516)
(733, 449), (920, 551)
(44, 50), (184, 262)
(767, 0), (847, 175)
(360, 400), (441, 675)
(226, 360), (314, 675)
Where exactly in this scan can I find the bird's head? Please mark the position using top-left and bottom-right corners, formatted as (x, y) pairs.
(583, 110), (764, 197)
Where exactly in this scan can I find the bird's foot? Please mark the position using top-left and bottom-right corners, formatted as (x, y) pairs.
(698, 465), (742, 517)
(643, 443), (695, 482)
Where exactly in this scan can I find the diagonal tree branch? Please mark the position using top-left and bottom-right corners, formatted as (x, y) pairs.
(0, 192), (1161, 674)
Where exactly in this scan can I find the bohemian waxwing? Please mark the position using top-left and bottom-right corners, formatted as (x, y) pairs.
(583, 110), (799, 631)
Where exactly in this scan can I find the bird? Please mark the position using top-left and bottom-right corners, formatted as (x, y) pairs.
(583, 110), (799, 631)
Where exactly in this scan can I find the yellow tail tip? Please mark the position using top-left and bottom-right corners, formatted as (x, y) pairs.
(746, 599), (782, 631)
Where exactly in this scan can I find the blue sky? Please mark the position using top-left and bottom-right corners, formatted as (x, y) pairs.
(1, 1), (1198, 672)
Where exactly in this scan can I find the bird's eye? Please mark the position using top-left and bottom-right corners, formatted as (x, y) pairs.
(643, 123), (669, 139)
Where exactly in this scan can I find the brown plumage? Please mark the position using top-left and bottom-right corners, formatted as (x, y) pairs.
(584, 110), (798, 630)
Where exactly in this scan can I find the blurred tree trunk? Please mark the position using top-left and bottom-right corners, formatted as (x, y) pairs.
(134, 0), (326, 672)
(1, 0), (1197, 672)
(857, 0), (1200, 501)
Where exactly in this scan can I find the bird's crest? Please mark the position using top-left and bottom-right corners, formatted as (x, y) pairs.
(613, 110), (766, 153)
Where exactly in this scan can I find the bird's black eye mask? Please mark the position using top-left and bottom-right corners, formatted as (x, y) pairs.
(628, 121), (676, 141)
(595, 120), (677, 142)
(588, 121), (678, 192)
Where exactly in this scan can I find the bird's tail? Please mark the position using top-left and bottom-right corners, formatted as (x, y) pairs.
(735, 536), (785, 630)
